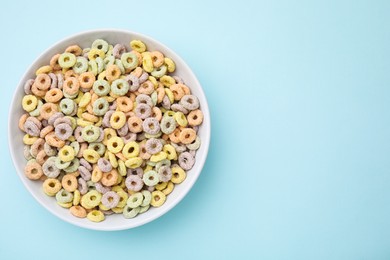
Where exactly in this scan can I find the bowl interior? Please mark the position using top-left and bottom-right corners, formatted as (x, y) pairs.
(8, 29), (210, 231)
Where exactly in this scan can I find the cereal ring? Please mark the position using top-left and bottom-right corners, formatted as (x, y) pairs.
(187, 109), (203, 126)
(125, 157), (143, 169)
(123, 205), (140, 219)
(92, 39), (109, 53)
(79, 165), (92, 181)
(50, 54), (62, 71)
(150, 151), (167, 162)
(92, 98), (109, 116)
(81, 190), (102, 209)
(56, 189), (73, 203)
(24, 162), (43, 180)
(111, 79), (129, 96)
(186, 136), (201, 150)
(81, 125), (100, 143)
(87, 210), (105, 222)
(122, 141), (140, 159)
(77, 178), (88, 195)
(125, 175), (143, 192)
(61, 174), (78, 192)
(83, 149), (100, 164)
(136, 93), (153, 107)
(101, 169), (119, 187)
(135, 103), (152, 120)
(55, 123), (73, 141)
(127, 192), (143, 208)
(63, 77), (80, 95)
(45, 88), (63, 103)
(116, 96), (133, 112)
(70, 205), (87, 218)
(150, 51), (164, 67)
(35, 74), (51, 91)
(42, 177), (61, 196)
(101, 191), (120, 209)
(22, 95), (38, 112)
(117, 123), (129, 137)
(150, 190), (166, 207)
(58, 145), (75, 162)
(107, 136), (124, 153)
(113, 44), (126, 58)
(158, 165), (172, 182)
(130, 40), (146, 52)
(48, 73), (58, 89)
(30, 138), (44, 158)
(78, 72), (95, 90)
(54, 116), (71, 128)
(174, 112), (188, 127)
(48, 112), (64, 125)
(138, 80), (154, 95)
(59, 52), (76, 69)
(171, 104), (189, 115)
(125, 74), (140, 91)
(97, 158), (112, 173)
(24, 120), (40, 137)
(178, 152), (195, 170)
(170, 84), (185, 101)
(91, 165), (103, 183)
(121, 52), (138, 70)
(164, 57), (175, 73)
(142, 117), (160, 135)
(59, 98), (75, 115)
(63, 158), (80, 173)
(110, 111), (126, 129)
(93, 79), (110, 96)
(151, 65), (167, 78)
(88, 48), (106, 61)
(79, 158), (92, 171)
(180, 95), (200, 110)
(160, 116), (177, 135)
(162, 181), (174, 195)
(24, 79), (35, 95)
(163, 144), (177, 160)
(139, 71), (149, 84)
(179, 128), (196, 144)
(145, 138), (162, 155)
(105, 64), (121, 81)
(73, 56), (88, 74)
(143, 170), (159, 186)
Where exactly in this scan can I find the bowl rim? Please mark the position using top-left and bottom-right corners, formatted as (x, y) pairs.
(8, 28), (211, 231)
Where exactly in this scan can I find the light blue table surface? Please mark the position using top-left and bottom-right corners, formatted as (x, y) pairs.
(1, 1), (390, 259)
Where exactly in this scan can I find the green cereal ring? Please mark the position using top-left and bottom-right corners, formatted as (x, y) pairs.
(139, 205), (150, 214)
(160, 116), (177, 134)
(95, 57), (104, 73)
(92, 39), (109, 53)
(88, 142), (106, 156)
(81, 190), (102, 209)
(155, 159), (171, 171)
(73, 57), (88, 74)
(121, 52), (138, 70)
(123, 205), (140, 219)
(127, 192), (143, 208)
(59, 53), (76, 69)
(146, 160), (157, 167)
(151, 65), (167, 78)
(141, 190), (152, 207)
(93, 80), (110, 96)
(145, 132), (162, 139)
(63, 91), (79, 99)
(151, 91), (158, 106)
(111, 79), (129, 96)
(115, 59), (125, 74)
(56, 189), (74, 203)
(143, 170), (160, 186)
(70, 141), (80, 155)
(65, 116), (77, 130)
(55, 157), (71, 169)
(186, 136), (201, 150)
(63, 158), (79, 173)
(88, 60), (98, 75)
(118, 159), (126, 176)
(82, 125), (100, 142)
(29, 100), (43, 117)
(59, 98), (75, 115)
(104, 56), (115, 68)
(92, 98), (109, 116)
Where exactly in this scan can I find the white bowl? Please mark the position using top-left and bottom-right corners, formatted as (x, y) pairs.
(8, 29), (210, 231)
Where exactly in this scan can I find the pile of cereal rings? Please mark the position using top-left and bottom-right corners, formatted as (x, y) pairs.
(19, 38), (203, 222)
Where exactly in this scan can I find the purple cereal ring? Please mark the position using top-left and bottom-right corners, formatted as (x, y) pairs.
(162, 95), (171, 110)
(78, 178), (88, 195)
(178, 152), (195, 170)
(147, 185), (155, 192)
(95, 127), (104, 143)
(102, 110), (115, 128)
(138, 72), (149, 84)
(30, 138), (45, 157)
(26, 116), (42, 129)
(127, 167), (143, 178)
(180, 95), (200, 111)
(125, 175), (143, 192)
(125, 74), (140, 92)
(109, 101), (117, 110)
(24, 120), (40, 137)
(189, 150), (196, 157)
(145, 138), (162, 155)
(24, 79), (34, 94)
(142, 117), (160, 135)
(54, 117), (72, 128)
(158, 165), (172, 182)
(97, 158), (112, 173)
(171, 104), (189, 115)
(171, 142), (187, 153)
(101, 191), (120, 209)
(79, 158), (92, 171)
(192, 125), (199, 133)
(135, 103), (152, 119)
(48, 112), (64, 125)
(55, 123), (73, 141)
(95, 182), (111, 194)
(117, 123), (129, 137)
(173, 76), (184, 84)
(122, 132), (137, 143)
(41, 119), (48, 128)
(74, 126), (84, 142)
(56, 73), (64, 89)
(136, 94), (153, 107)
(78, 166), (91, 181)
(48, 73), (58, 89)
(112, 44), (126, 59)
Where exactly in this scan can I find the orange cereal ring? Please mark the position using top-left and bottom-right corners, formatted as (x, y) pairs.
(45, 88), (63, 103)
(130, 67), (143, 78)
(187, 109), (203, 126)
(40, 125), (54, 138)
(35, 74), (51, 91)
(105, 64), (121, 81)
(150, 51), (164, 67)
(50, 54), (62, 71)
(19, 113), (28, 131)
(161, 134), (169, 141)
(36, 150), (48, 165)
(62, 174), (78, 192)
(77, 142), (88, 158)
(181, 84), (191, 95)
(156, 86), (165, 103)
(179, 128), (197, 144)
(45, 132), (65, 148)
(101, 169), (119, 187)
(40, 103), (58, 120)
(24, 162), (43, 180)
(31, 84), (46, 97)
(170, 84), (185, 101)
(65, 45), (82, 56)
(131, 50), (142, 66)
(127, 116), (143, 133)
(63, 77), (80, 95)
(30, 138), (45, 157)
(152, 107), (162, 122)
(79, 72), (95, 89)
(65, 69), (78, 79)
(70, 205), (87, 218)
(138, 80), (154, 95)
(81, 112), (99, 123)
(169, 128), (181, 143)
(117, 96), (133, 112)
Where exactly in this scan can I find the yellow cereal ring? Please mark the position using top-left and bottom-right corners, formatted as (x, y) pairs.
(162, 181), (174, 195)
(116, 190), (128, 208)
(171, 166), (186, 184)
(125, 157), (143, 169)
(107, 151), (118, 168)
(103, 128), (117, 146)
(77, 118), (93, 127)
(110, 111), (126, 129)
(130, 40), (146, 53)
(150, 191), (166, 207)
(148, 76), (158, 88)
(87, 210), (105, 222)
(99, 203), (110, 211)
(163, 144), (177, 160)
(82, 149), (100, 163)
(144, 165), (153, 172)
(150, 151), (167, 162)
(81, 190), (102, 209)
(88, 48), (106, 61)
(23, 134), (38, 145)
(174, 112), (188, 127)
(142, 52), (154, 72)
(107, 136), (124, 153)
(112, 207), (124, 214)
(111, 185), (124, 193)
(73, 91), (84, 104)
(22, 95), (38, 112)
(43, 178), (62, 196)
(122, 141), (140, 159)
(155, 182), (168, 191)
(164, 57), (176, 73)
(91, 166), (103, 183)
(35, 65), (52, 75)
(57, 201), (73, 208)
(95, 116), (103, 127)
(58, 145), (75, 162)
(117, 160), (127, 176)
(79, 92), (91, 107)
(73, 190), (81, 206)
(164, 88), (174, 104)
(160, 75), (175, 87)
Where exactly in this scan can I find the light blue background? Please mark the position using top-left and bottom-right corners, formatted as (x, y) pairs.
(1, 0), (389, 259)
